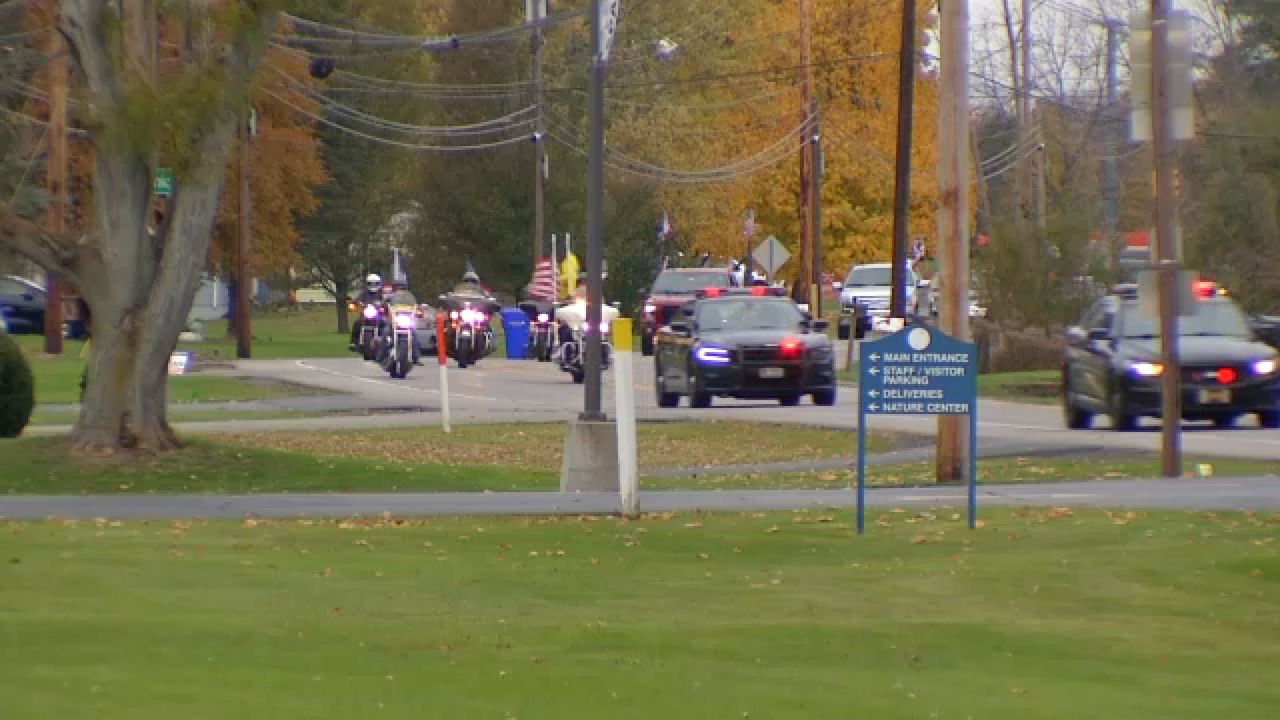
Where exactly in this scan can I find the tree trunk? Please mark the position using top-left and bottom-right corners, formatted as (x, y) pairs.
(334, 278), (350, 334)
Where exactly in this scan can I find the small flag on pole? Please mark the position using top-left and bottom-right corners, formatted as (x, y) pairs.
(527, 258), (556, 301)
(658, 211), (672, 239)
(743, 208), (756, 238)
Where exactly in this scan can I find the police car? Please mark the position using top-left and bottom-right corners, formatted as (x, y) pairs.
(653, 286), (837, 408)
(1062, 280), (1280, 430)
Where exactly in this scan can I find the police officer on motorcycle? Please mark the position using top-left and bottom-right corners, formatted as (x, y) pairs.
(348, 273), (384, 351)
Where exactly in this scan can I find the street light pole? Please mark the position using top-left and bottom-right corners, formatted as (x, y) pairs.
(583, 0), (606, 420)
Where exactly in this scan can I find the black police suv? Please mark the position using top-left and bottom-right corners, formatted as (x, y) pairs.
(654, 287), (837, 408)
(1062, 283), (1280, 430)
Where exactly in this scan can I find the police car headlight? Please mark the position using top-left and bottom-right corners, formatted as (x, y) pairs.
(1254, 357), (1278, 376)
(1130, 361), (1164, 377)
(694, 345), (732, 365)
(643, 304), (657, 315)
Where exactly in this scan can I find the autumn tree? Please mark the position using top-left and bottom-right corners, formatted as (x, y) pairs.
(0, 0), (280, 451)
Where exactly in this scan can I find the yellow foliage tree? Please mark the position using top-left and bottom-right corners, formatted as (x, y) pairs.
(605, 0), (940, 281)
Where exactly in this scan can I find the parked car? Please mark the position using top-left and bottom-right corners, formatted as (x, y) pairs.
(0, 275), (46, 334)
(1062, 281), (1280, 430)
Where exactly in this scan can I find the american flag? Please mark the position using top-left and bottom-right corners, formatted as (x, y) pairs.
(527, 257), (556, 301)
(743, 208), (755, 238)
(658, 211), (672, 239)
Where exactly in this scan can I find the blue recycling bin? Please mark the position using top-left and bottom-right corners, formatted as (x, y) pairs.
(499, 307), (530, 359)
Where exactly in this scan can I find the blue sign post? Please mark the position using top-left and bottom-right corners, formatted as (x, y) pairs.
(856, 325), (979, 533)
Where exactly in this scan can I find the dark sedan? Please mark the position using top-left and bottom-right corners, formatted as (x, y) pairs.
(654, 288), (837, 408)
(0, 275), (46, 334)
(1063, 289), (1280, 430)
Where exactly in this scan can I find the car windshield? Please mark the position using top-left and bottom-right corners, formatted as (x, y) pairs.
(844, 266), (890, 287)
(1118, 300), (1253, 339)
(652, 271), (731, 294)
(697, 299), (805, 333)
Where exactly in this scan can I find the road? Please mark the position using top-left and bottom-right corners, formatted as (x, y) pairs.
(154, 355), (1280, 462)
(3, 476), (1278, 519)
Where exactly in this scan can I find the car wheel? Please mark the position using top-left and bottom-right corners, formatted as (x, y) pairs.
(1108, 389), (1138, 432)
(1257, 410), (1280, 429)
(641, 334), (654, 357)
(689, 375), (712, 409)
(571, 368), (585, 384)
(1062, 375), (1094, 430)
(1213, 414), (1240, 429)
(812, 389), (837, 406)
(778, 394), (801, 407)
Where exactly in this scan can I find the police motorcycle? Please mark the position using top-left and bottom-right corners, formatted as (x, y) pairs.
(347, 274), (388, 361)
(437, 292), (498, 369)
(519, 300), (557, 362)
(553, 295), (620, 384)
(377, 290), (423, 379)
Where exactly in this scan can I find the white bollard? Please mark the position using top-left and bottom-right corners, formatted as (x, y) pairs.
(435, 314), (451, 434)
(613, 318), (638, 516)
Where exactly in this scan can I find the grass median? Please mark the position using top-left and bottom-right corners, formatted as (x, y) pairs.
(0, 422), (900, 495)
(1, 509), (1276, 718)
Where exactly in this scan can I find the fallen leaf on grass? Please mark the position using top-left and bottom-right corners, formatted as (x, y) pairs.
(910, 535), (929, 545)
(684, 522), (703, 529)
(697, 553), (710, 560)
(1250, 569), (1265, 577)
(765, 526), (780, 534)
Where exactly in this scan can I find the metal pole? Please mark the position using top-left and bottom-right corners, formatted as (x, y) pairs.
(890, 0), (916, 320)
(583, 0), (605, 420)
(810, 97), (823, 318)
(532, 0), (546, 267)
(935, 0), (971, 483)
(43, 19), (67, 355)
(1151, 0), (1182, 477)
(614, 318), (638, 516)
(1103, 21), (1121, 271)
(236, 117), (252, 359)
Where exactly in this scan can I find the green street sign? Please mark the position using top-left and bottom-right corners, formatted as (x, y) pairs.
(154, 168), (174, 197)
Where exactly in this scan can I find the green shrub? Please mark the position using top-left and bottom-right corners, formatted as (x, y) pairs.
(0, 331), (35, 437)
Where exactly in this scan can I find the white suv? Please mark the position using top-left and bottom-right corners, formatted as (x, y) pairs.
(837, 262), (917, 337)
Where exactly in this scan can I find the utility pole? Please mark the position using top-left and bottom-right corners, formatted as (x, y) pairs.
(889, 0), (917, 320)
(936, 0), (971, 483)
(1151, 0), (1181, 478)
(530, 0), (547, 267)
(810, 97), (823, 318)
(583, 0), (608, 420)
(42, 11), (68, 355)
(1102, 20), (1121, 271)
(794, 0), (813, 306)
(235, 114), (253, 360)
(1034, 102), (1047, 230)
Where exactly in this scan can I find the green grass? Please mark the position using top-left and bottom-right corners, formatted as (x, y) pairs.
(1, 509), (1277, 718)
(643, 455), (1280, 491)
(179, 307), (356, 359)
(978, 369), (1060, 404)
(0, 422), (900, 495)
(14, 335), (328, 404)
(26, 407), (343, 427)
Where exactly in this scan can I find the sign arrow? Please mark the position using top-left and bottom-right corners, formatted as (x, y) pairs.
(869, 390), (879, 397)
(868, 403), (879, 412)
(869, 353), (880, 361)
(868, 367), (880, 375)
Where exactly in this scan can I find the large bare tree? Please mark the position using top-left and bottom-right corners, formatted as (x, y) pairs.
(0, 0), (278, 450)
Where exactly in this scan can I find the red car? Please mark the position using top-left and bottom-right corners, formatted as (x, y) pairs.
(641, 267), (739, 355)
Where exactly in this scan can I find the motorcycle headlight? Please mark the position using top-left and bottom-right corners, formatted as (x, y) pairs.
(537, 313), (549, 323)
(600, 321), (610, 334)
(362, 306), (377, 320)
(643, 303), (657, 315)
(395, 314), (415, 329)
(449, 310), (460, 320)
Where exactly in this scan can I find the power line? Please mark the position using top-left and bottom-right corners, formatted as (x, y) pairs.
(548, 51), (892, 92)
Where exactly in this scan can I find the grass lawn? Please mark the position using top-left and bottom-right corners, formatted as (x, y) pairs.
(643, 455), (1280, 491)
(977, 369), (1059, 404)
(214, 421), (898, 475)
(179, 306), (354, 359)
(0, 422), (899, 495)
(26, 407), (340, 427)
(14, 335), (327, 404)
(1, 509), (1277, 718)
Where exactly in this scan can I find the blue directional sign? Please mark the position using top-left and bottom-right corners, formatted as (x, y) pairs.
(854, 324), (979, 534)
(858, 325), (977, 415)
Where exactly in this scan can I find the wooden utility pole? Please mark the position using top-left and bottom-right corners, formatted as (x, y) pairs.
(794, 0), (813, 306)
(810, 97), (823, 317)
(936, 0), (971, 483)
(1102, 21), (1122, 270)
(1021, 0), (1037, 228)
(1151, 0), (1181, 477)
(235, 116), (253, 359)
(42, 10), (68, 355)
(531, 0), (547, 267)
(889, 0), (917, 319)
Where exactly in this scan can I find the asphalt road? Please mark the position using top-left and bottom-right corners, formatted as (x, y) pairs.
(148, 354), (1280, 462)
(3, 476), (1278, 519)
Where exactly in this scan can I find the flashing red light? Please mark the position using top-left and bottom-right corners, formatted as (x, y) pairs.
(1193, 280), (1217, 298)
(1217, 367), (1237, 385)
(703, 287), (722, 297)
(750, 286), (767, 296)
(779, 337), (802, 358)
